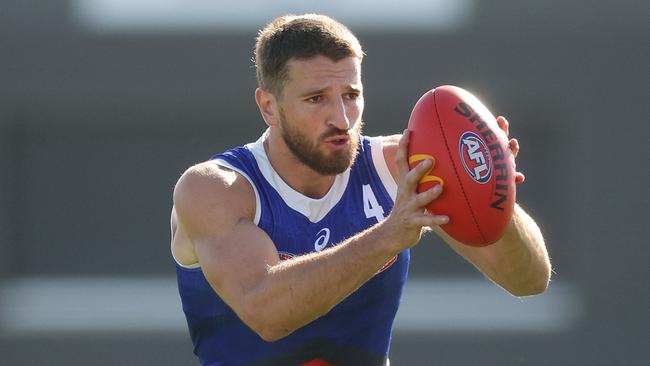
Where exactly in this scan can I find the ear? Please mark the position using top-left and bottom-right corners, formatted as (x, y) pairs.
(255, 88), (279, 127)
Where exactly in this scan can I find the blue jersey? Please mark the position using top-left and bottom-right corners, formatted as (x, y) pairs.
(175, 133), (408, 366)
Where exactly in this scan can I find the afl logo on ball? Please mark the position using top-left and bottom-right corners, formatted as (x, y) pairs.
(459, 131), (492, 184)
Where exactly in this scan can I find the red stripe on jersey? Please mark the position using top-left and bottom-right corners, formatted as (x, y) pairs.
(301, 358), (336, 366)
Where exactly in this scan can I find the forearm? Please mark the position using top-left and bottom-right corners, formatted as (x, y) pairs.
(243, 220), (401, 340)
(484, 204), (551, 296)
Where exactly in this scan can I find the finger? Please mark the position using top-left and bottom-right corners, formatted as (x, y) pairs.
(406, 213), (449, 227)
(515, 172), (525, 184)
(413, 184), (443, 207)
(404, 158), (433, 191)
(395, 130), (410, 179)
(496, 116), (509, 136)
(509, 138), (520, 157)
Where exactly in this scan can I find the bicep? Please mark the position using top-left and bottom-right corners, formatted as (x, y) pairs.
(195, 219), (280, 310)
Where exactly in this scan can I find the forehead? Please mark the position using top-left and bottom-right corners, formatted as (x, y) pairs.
(284, 55), (362, 92)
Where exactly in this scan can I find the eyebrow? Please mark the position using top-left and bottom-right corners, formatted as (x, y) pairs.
(299, 85), (363, 98)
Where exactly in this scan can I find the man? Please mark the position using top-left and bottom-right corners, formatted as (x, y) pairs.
(171, 14), (551, 366)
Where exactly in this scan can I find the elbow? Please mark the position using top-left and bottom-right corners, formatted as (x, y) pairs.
(238, 304), (292, 342)
(254, 325), (289, 343)
(508, 270), (551, 297)
(509, 280), (548, 297)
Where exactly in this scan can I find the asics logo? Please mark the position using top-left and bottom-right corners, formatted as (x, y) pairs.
(314, 228), (330, 252)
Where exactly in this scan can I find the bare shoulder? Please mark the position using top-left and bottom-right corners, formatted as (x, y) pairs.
(379, 134), (402, 145)
(378, 134), (402, 179)
(173, 161), (256, 235)
(379, 134), (401, 155)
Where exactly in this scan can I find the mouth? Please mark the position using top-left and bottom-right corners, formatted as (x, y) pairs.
(323, 135), (350, 148)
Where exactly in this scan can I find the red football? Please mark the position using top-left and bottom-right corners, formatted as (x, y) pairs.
(407, 85), (516, 246)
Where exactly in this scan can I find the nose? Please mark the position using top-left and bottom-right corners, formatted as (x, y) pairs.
(328, 96), (351, 130)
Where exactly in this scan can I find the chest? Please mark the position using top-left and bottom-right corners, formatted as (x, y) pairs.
(260, 180), (392, 256)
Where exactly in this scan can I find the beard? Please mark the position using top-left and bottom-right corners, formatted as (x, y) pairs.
(278, 108), (362, 176)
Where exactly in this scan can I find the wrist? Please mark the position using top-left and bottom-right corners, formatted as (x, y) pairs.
(369, 218), (412, 257)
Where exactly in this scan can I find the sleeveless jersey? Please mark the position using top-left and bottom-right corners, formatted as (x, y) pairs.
(175, 133), (408, 366)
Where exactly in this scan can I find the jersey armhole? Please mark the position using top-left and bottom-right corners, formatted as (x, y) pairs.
(212, 158), (262, 226)
(368, 136), (398, 201)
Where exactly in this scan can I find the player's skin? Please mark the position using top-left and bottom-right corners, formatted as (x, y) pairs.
(171, 55), (551, 342)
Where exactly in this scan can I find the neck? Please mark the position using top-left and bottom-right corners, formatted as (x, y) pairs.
(263, 132), (337, 199)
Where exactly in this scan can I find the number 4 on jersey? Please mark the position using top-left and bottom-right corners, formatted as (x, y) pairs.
(362, 184), (385, 222)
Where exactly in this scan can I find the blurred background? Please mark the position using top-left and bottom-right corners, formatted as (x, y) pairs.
(0, 0), (648, 365)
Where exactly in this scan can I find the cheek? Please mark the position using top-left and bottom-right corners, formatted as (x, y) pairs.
(351, 99), (364, 121)
(294, 105), (324, 124)
(282, 106), (319, 134)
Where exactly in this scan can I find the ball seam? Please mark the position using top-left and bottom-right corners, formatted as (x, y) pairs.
(433, 90), (487, 243)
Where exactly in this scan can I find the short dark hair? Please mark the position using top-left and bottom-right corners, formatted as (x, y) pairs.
(254, 14), (364, 96)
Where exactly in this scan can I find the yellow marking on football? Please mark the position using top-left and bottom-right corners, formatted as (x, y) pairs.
(408, 154), (444, 186)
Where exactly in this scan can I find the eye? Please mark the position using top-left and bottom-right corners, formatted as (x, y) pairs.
(345, 92), (360, 101)
(306, 95), (322, 103)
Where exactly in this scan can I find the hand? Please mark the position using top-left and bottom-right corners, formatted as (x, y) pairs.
(383, 130), (449, 249)
(496, 116), (525, 184)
